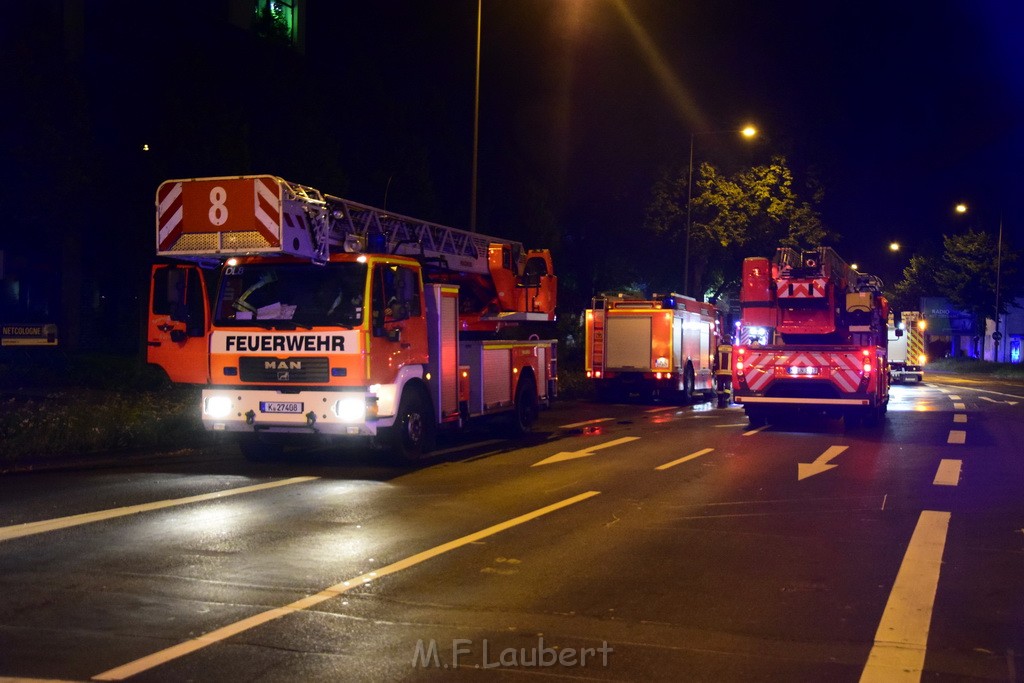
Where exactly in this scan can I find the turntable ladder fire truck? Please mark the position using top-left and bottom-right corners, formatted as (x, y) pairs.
(731, 247), (890, 426)
(146, 175), (557, 462)
(584, 293), (720, 402)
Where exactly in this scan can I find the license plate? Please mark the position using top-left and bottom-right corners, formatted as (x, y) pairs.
(260, 401), (304, 413)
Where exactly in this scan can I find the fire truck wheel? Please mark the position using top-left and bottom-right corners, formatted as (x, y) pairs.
(390, 387), (436, 463)
(237, 434), (284, 462)
(746, 408), (767, 427)
(509, 376), (539, 435)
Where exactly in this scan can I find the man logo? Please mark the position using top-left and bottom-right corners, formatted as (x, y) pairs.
(265, 360), (302, 370)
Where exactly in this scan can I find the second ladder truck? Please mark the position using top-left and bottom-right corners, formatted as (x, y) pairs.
(584, 293), (720, 402)
(731, 247), (890, 426)
(146, 175), (558, 462)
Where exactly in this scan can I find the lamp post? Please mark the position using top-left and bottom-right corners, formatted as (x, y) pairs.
(684, 125), (757, 297)
(955, 202), (1004, 360)
(470, 0), (482, 232)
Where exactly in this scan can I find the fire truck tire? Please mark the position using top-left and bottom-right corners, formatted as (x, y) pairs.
(389, 386), (436, 463)
(746, 408), (767, 427)
(682, 362), (696, 402)
(509, 375), (539, 435)
(237, 433), (284, 462)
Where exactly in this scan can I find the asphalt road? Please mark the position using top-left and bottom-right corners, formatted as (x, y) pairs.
(0, 376), (1022, 682)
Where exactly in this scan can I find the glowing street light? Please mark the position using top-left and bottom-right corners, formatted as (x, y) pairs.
(889, 242), (901, 252)
(954, 201), (1003, 358)
(684, 124), (759, 297)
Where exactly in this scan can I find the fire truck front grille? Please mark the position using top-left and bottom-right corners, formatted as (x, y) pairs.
(239, 357), (329, 383)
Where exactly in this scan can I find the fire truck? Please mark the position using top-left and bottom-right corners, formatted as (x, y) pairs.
(887, 311), (926, 383)
(584, 293), (719, 402)
(146, 175), (558, 462)
(731, 247), (890, 426)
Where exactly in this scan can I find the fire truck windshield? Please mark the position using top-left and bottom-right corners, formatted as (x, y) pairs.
(214, 262), (368, 329)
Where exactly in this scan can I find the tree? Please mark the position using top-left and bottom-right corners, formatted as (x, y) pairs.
(644, 154), (833, 301)
(888, 253), (941, 314)
(933, 229), (1019, 355)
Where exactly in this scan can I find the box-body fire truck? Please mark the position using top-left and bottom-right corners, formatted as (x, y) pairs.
(146, 175), (557, 462)
(584, 293), (719, 402)
(731, 247), (890, 426)
(887, 311), (926, 383)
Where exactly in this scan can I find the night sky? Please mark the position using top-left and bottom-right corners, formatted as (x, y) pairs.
(2, 1), (1023, 347)
(314, 1), (1024, 288)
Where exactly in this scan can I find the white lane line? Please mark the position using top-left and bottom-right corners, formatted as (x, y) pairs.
(947, 430), (966, 445)
(933, 459), (962, 486)
(558, 418), (614, 429)
(933, 384), (1024, 401)
(952, 402), (966, 410)
(0, 477), (319, 543)
(644, 406), (677, 414)
(743, 425), (769, 436)
(860, 510), (950, 682)
(432, 439), (506, 457)
(953, 414), (967, 423)
(947, 395), (962, 400)
(93, 490), (601, 681)
(656, 448), (714, 471)
(715, 423), (750, 428)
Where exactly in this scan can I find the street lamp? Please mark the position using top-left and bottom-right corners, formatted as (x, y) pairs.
(684, 125), (758, 297)
(470, 0), (482, 232)
(955, 202), (1004, 360)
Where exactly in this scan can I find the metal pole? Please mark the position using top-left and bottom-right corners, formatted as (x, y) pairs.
(995, 214), (1003, 360)
(470, 0), (481, 232)
(684, 133), (694, 297)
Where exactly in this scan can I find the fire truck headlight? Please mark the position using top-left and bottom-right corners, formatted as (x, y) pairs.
(204, 395), (233, 419)
(333, 396), (367, 423)
(918, 353), (927, 364)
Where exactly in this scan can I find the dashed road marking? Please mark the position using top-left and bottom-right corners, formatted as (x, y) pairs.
(933, 459), (962, 486)
(656, 448), (714, 471)
(953, 414), (967, 423)
(947, 430), (966, 444)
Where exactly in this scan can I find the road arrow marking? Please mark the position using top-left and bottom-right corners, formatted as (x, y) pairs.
(532, 436), (640, 466)
(798, 445), (848, 481)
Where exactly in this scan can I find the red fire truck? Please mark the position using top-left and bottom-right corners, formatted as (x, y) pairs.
(731, 247), (890, 426)
(584, 293), (720, 402)
(146, 175), (558, 462)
